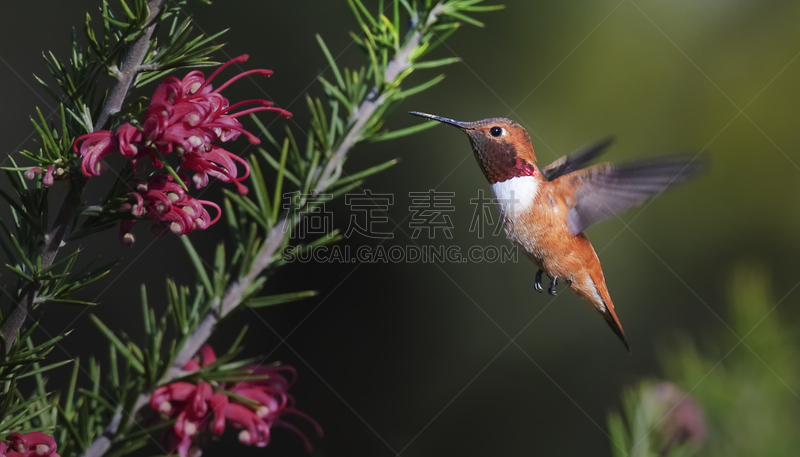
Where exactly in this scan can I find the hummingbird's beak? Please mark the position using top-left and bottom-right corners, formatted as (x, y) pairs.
(409, 111), (469, 129)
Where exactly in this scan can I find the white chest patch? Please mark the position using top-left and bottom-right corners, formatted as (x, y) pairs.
(490, 176), (540, 217)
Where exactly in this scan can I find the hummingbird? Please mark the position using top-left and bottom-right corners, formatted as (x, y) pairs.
(409, 111), (704, 351)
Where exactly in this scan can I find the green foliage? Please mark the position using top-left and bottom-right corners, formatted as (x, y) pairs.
(0, 335), (67, 436)
(0, 0), (229, 453)
(0, 166), (49, 288)
(0, 1), (500, 456)
(79, 2), (499, 455)
(51, 283), (264, 456)
(242, 0), (503, 262)
(609, 266), (800, 457)
(135, 5), (225, 87)
(12, 106), (76, 173)
(193, 0), (505, 315)
(40, 0), (222, 133)
(0, 0), (226, 315)
(662, 266), (800, 457)
(246, 290), (319, 309)
(608, 381), (700, 457)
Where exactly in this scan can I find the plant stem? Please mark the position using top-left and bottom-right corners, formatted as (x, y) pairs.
(95, 1), (165, 130)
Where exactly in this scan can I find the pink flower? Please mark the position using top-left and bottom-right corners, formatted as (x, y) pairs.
(151, 380), (227, 457)
(150, 345), (320, 457)
(183, 344), (217, 371)
(181, 147), (250, 194)
(74, 130), (116, 176)
(119, 174), (221, 239)
(73, 56), (291, 241)
(75, 55), (289, 179)
(221, 364), (322, 452)
(116, 123), (144, 158)
(149, 346), (225, 457)
(644, 382), (706, 454)
(2, 431), (60, 457)
(142, 55), (291, 157)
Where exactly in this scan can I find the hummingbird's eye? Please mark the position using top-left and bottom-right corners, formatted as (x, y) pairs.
(490, 126), (504, 137)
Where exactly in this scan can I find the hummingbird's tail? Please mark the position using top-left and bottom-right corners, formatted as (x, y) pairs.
(568, 268), (630, 352)
(586, 270), (629, 353)
(599, 298), (629, 353)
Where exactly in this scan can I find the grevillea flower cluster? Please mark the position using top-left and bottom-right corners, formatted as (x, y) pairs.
(0, 432), (59, 457)
(73, 55), (291, 240)
(119, 174), (220, 242)
(150, 345), (321, 457)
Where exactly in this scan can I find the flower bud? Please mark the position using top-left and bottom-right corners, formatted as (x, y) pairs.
(644, 381), (706, 454)
(24, 167), (42, 180)
(43, 165), (56, 186)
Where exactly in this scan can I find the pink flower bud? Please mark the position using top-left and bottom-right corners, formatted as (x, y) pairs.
(24, 167), (42, 180)
(644, 382), (706, 454)
(42, 165), (55, 186)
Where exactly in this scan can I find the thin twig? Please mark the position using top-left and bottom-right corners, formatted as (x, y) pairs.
(95, 3), (165, 129)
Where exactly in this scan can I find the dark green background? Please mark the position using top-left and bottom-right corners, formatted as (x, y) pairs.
(2, 1), (800, 456)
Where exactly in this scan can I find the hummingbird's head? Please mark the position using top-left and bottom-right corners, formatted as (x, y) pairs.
(410, 112), (538, 184)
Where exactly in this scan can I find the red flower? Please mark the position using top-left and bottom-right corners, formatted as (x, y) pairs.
(2, 431), (60, 457)
(120, 174), (221, 238)
(74, 130), (116, 176)
(224, 365), (322, 452)
(150, 345), (320, 457)
(181, 147), (250, 194)
(151, 379), (225, 457)
(143, 55), (290, 155)
(116, 123), (143, 158)
(75, 55), (289, 186)
(72, 56), (291, 240)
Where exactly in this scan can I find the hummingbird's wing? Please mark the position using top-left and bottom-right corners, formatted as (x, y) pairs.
(541, 137), (615, 181)
(563, 155), (705, 236)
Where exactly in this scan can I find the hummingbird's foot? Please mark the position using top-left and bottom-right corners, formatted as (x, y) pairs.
(534, 270), (544, 293)
(548, 276), (558, 295)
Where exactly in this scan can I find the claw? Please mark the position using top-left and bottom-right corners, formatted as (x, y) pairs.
(534, 270), (544, 293)
(548, 276), (558, 295)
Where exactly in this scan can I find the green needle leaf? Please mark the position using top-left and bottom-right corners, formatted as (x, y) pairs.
(179, 236), (213, 297)
(368, 120), (440, 142)
(246, 290), (318, 308)
(89, 315), (144, 374)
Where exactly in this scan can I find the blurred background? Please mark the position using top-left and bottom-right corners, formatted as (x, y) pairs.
(2, 0), (800, 456)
